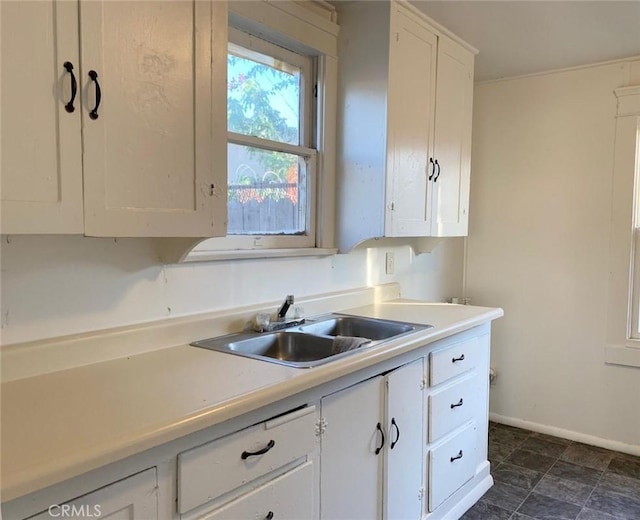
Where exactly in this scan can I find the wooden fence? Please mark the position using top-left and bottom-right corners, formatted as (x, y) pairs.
(227, 183), (301, 234)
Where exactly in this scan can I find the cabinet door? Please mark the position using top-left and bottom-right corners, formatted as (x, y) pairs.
(385, 359), (425, 520)
(80, 0), (227, 237)
(1, 0), (84, 234)
(30, 468), (157, 520)
(320, 377), (384, 520)
(386, 7), (437, 237)
(431, 37), (474, 236)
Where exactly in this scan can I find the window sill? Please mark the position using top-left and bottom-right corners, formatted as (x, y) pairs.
(605, 344), (640, 368)
(183, 247), (338, 263)
(155, 238), (337, 264)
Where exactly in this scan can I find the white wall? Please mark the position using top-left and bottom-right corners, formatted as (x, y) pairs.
(0, 236), (464, 345)
(466, 59), (640, 447)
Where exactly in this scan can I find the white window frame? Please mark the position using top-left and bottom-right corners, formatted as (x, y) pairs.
(223, 28), (316, 249)
(185, 0), (338, 261)
(606, 85), (640, 368)
(632, 227), (640, 340)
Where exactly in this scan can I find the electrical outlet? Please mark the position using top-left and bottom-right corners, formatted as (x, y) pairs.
(385, 252), (395, 274)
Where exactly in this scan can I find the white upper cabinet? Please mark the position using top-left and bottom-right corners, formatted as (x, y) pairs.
(336, 1), (476, 251)
(1, 0), (84, 234)
(80, 0), (227, 237)
(1, 0), (227, 238)
(431, 38), (474, 237)
(386, 9), (438, 237)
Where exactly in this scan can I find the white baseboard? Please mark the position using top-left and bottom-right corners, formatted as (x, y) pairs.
(490, 413), (640, 457)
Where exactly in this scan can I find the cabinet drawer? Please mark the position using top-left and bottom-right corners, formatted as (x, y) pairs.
(428, 373), (475, 442)
(178, 406), (316, 514)
(201, 461), (314, 520)
(428, 422), (477, 511)
(430, 337), (479, 386)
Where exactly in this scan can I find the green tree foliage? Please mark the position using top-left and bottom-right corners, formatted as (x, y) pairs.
(228, 56), (299, 182)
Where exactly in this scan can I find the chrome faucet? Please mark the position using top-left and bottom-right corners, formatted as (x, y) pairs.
(277, 295), (295, 320)
(254, 295), (305, 332)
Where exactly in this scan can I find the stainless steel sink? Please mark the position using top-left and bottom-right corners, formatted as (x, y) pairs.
(227, 332), (335, 365)
(296, 315), (416, 340)
(191, 314), (431, 368)
(192, 331), (339, 368)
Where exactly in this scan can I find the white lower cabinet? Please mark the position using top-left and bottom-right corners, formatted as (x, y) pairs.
(201, 462), (314, 520)
(428, 374), (476, 442)
(320, 359), (425, 520)
(320, 376), (385, 520)
(424, 332), (491, 517)
(30, 468), (157, 520)
(429, 336), (480, 387)
(428, 423), (477, 512)
(5, 326), (493, 520)
(177, 406), (317, 518)
(384, 361), (426, 520)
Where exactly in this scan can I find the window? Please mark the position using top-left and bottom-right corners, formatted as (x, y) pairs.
(187, 0), (339, 260)
(606, 85), (640, 367)
(226, 29), (316, 245)
(628, 123), (640, 338)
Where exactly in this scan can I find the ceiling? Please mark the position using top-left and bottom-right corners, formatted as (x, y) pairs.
(409, 1), (640, 82)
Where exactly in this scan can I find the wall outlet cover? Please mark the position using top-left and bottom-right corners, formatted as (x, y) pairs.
(385, 252), (395, 275)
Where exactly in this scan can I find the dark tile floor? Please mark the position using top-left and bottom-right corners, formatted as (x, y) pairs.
(462, 422), (640, 520)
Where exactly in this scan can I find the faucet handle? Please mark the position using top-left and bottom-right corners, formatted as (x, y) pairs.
(255, 312), (271, 332)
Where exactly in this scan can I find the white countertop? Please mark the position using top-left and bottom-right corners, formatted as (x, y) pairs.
(1, 300), (502, 502)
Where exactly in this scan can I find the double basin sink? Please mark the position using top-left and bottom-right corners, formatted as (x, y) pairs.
(191, 314), (431, 368)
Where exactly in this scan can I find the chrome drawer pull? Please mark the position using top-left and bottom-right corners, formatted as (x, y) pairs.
(452, 354), (465, 363)
(450, 398), (464, 409)
(241, 439), (275, 460)
(450, 450), (463, 462)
